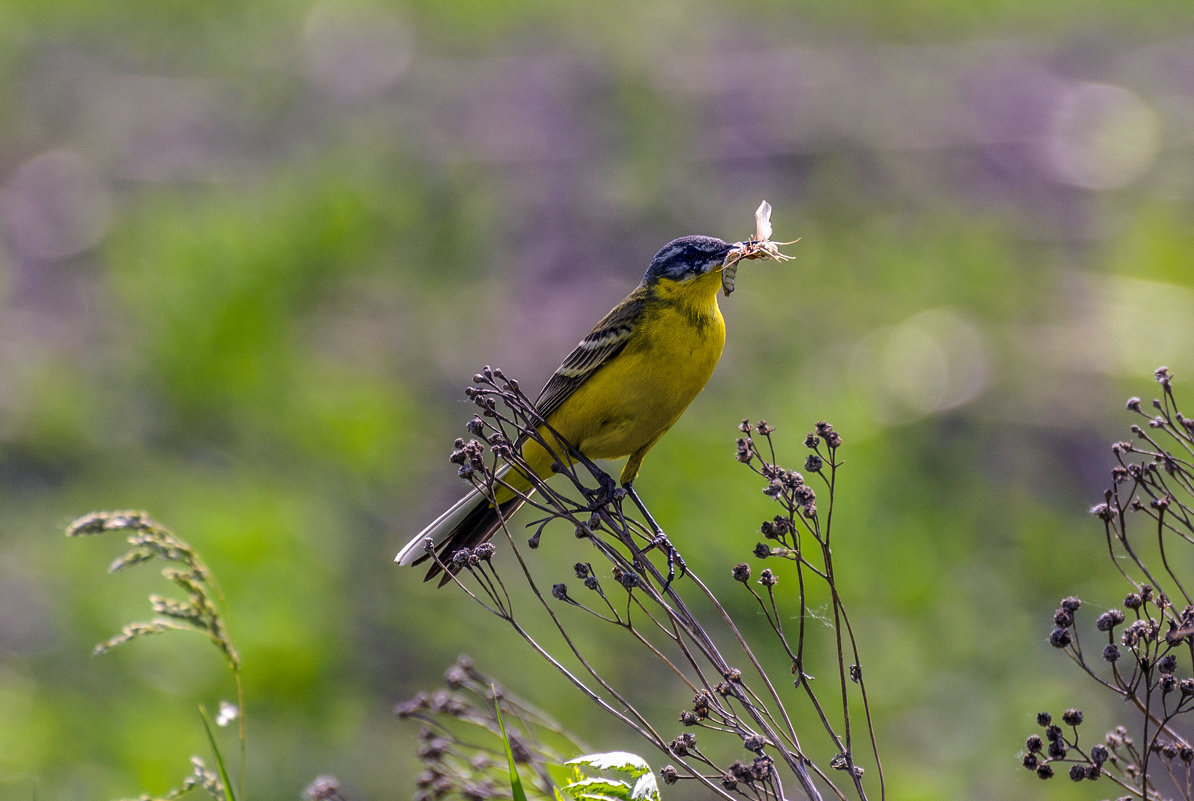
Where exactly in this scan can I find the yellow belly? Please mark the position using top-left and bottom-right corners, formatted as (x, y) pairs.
(522, 269), (726, 485)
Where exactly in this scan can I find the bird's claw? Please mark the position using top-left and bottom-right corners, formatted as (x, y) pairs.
(651, 533), (686, 594)
(585, 472), (622, 510)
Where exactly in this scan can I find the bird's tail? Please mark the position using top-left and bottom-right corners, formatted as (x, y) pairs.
(397, 478), (529, 587)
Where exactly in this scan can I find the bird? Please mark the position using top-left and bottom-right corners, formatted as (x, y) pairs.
(397, 234), (737, 586)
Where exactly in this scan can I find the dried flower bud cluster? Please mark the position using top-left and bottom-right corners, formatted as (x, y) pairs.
(738, 421), (841, 575)
(1022, 708), (1106, 782)
(1025, 370), (1194, 796)
(395, 657), (568, 801)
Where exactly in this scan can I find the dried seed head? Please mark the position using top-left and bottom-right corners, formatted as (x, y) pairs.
(743, 734), (767, 752)
(393, 693), (429, 718)
(669, 732), (697, 757)
(304, 776), (343, 801)
(692, 691), (711, 719)
(750, 755), (774, 780)
(1096, 609), (1125, 631)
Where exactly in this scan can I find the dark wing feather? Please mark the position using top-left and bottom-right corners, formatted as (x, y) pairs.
(533, 285), (648, 421)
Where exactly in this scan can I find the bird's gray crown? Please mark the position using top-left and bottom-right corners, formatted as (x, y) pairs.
(643, 235), (733, 283)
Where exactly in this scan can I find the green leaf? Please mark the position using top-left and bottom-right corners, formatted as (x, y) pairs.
(199, 706), (236, 801)
(561, 777), (632, 800)
(629, 773), (659, 801)
(566, 752), (650, 778)
(494, 689), (529, 801)
(563, 752), (658, 801)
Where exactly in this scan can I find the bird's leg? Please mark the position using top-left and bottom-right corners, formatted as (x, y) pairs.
(623, 482), (687, 593)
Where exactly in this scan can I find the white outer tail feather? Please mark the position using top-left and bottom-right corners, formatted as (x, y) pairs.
(395, 486), (487, 564)
(396, 464), (515, 565)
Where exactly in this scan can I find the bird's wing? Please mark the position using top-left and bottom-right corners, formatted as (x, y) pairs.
(533, 286), (647, 421)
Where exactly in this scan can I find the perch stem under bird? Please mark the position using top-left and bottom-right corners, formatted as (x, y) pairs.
(397, 202), (797, 588)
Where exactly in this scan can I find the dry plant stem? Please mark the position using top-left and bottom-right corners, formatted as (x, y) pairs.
(523, 542), (795, 798)
(494, 520), (744, 799)
(586, 491), (826, 797)
(449, 528), (668, 748)
(738, 430), (879, 798)
(1028, 370), (1194, 799)
(432, 367), (878, 801)
(818, 455), (884, 798)
(436, 470), (741, 797)
(681, 569), (830, 801)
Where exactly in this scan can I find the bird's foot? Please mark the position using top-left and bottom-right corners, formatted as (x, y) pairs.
(585, 471), (623, 510)
(649, 533), (687, 594)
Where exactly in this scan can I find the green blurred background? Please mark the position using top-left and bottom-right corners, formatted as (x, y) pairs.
(3, 0), (1194, 799)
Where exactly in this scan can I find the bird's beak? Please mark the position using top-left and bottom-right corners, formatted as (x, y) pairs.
(710, 243), (735, 272)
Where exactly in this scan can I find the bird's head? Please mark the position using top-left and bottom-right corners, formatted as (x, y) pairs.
(642, 235), (734, 284)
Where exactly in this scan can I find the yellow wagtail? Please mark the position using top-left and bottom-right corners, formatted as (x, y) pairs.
(397, 234), (743, 586)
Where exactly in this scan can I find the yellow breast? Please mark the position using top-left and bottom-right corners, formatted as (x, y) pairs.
(543, 269), (726, 464)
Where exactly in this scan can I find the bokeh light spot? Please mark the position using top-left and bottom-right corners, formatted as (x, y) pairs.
(1045, 82), (1161, 190)
(852, 308), (992, 425)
